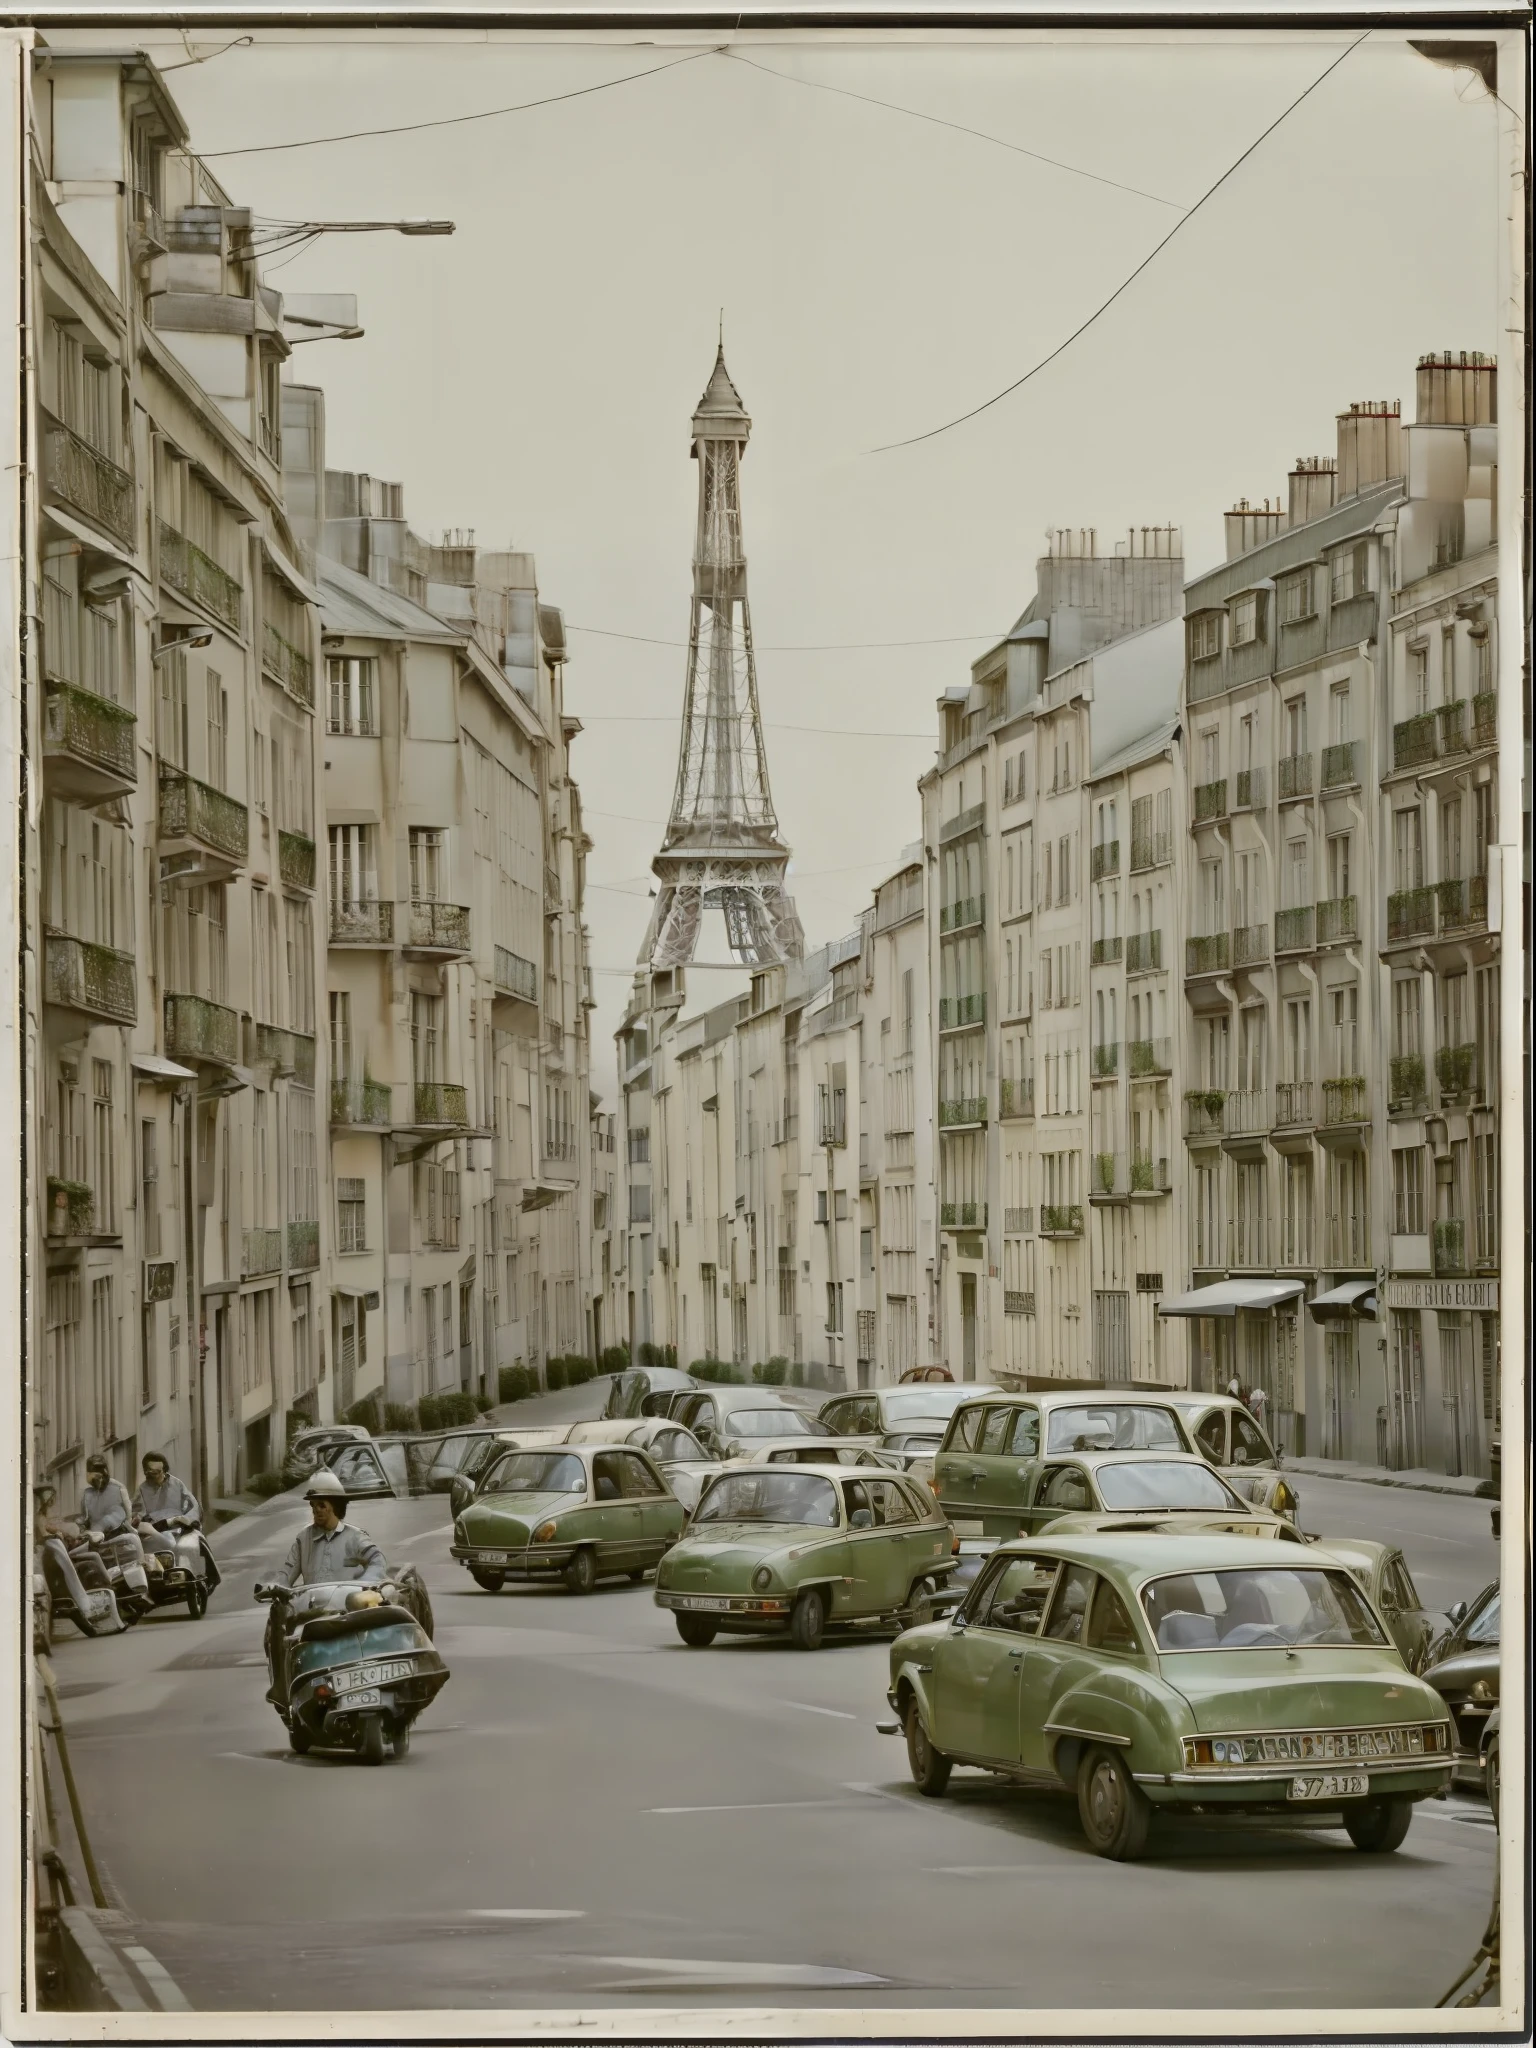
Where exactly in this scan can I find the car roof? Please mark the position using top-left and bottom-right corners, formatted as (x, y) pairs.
(1310, 1535), (1387, 1568)
(1054, 1448), (1212, 1469)
(689, 1384), (803, 1407)
(950, 1388), (1186, 1412)
(987, 1531), (1349, 1583)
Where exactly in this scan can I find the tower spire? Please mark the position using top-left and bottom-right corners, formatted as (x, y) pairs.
(642, 346), (804, 970)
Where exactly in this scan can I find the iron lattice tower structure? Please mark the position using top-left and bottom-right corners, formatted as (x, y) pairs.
(642, 346), (804, 969)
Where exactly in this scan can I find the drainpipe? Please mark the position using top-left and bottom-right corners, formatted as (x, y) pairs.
(180, 1079), (204, 1506)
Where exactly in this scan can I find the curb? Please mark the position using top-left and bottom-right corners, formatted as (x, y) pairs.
(54, 1909), (192, 2013)
(1286, 1460), (1488, 1499)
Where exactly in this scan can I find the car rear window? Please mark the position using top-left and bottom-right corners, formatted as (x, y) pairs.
(484, 1452), (586, 1495)
(729, 1408), (819, 1437)
(1046, 1404), (1184, 1453)
(1142, 1567), (1390, 1651)
(694, 1470), (839, 1527)
(1096, 1461), (1238, 1511)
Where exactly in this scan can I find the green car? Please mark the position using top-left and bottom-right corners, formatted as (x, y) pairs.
(885, 1532), (1455, 1861)
(934, 1392), (1196, 1536)
(1008, 1449), (1283, 1534)
(654, 1464), (955, 1650)
(450, 1443), (686, 1595)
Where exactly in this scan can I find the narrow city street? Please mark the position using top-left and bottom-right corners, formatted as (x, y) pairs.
(46, 1382), (1498, 2016)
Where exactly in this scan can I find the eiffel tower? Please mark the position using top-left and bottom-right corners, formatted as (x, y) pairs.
(642, 342), (804, 970)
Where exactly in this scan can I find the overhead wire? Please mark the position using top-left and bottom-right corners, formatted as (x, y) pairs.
(568, 622), (1001, 652)
(201, 45), (718, 158)
(867, 30), (1371, 453)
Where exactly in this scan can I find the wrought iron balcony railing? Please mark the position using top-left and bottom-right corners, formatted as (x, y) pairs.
(1273, 1080), (1313, 1128)
(1227, 1087), (1269, 1135)
(939, 1200), (987, 1230)
(1130, 830), (1173, 872)
(278, 829), (316, 892)
(1128, 1036), (1172, 1078)
(1091, 936), (1122, 966)
(412, 1081), (470, 1129)
(1040, 1203), (1084, 1236)
(1392, 712), (1438, 771)
(1471, 692), (1497, 750)
(1316, 895), (1358, 944)
(1277, 752), (1313, 801)
(1321, 1075), (1369, 1126)
(1186, 933), (1229, 977)
(1436, 700), (1468, 756)
(1233, 922), (1269, 967)
(1275, 906), (1314, 953)
(43, 412), (135, 549)
(157, 520), (242, 634)
(157, 765), (249, 866)
(330, 1076), (393, 1127)
(405, 901), (472, 954)
(1090, 839), (1120, 881)
(1184, 1089), (1226, 1139)
(1388, 1054), (1427, 1111)
(287, 1219), (319, 1271)
(1320, 740), (1361, 789)
(43, 931), (136, 1024)
(330, 898), (395, 946)
(939, 895), (985, 934)
(999, 1075), (1034, 1118)
(1003, 1206), (1033, 1235)
(938, 802), (986, 845)
(939, 993), (985, 1030)
(494, 944), (539, 1002)
(1387, 887), (1436, 942)
(1092, 1041), (1119, 1078)
(1234, 768), (1266, 810)
(164, 991), (240, 1066)
(1437, 876), (1487, 933)
(1126, 930), (1162, 974)
(44, 681), (137, 792)
(262, 621), (313, 707)
(938, 1096), (987, 1128)
(1194, 779), (1228, 823)
(242, 1227), (283, 1279)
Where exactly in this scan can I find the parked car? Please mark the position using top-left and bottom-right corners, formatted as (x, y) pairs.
(654, 1464), (955, 1650)
(1307, 1538), (1448, 1673)
(604, 1366), (698, 1420)
(884, 1532), (1455, 1860)
(932, 1392), (1197, 1536)
(1045, 1509), (1309, 1546)
(899, 1367), (954, 1384)
(669, 1386), (830, 1460)
(1008, 1450), (1288, 1535)
(565, 1417), (725, 1512)
(1164, 1394), (1298, 1519)
(743, 1440), (904, 1470)
(321, 1429), (505, 1500)
(817, 1382), (1001, 1461)
(1423, 1581), (1500, 1787)
(451, 1443), (687, 1594)
(446, 1428), (581, 1516)
(283, 1423), (371, 1486)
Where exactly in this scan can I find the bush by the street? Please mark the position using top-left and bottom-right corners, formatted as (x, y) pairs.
(247, 1469), (289, 1498)
(497, 1365), (536, 1403)
(384, 1402), (418, 1433)
(599, 1344), (630, 1372)
(344, 1395), (382, 1433)
(418, 1391), (482, 1431)
(638, 1341), (678, 1371)
(752, 1356), (791, 1385)
(545, 1358), (567, 1391)
(689, 1357), (742, 1384)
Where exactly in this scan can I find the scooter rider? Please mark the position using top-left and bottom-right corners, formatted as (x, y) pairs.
(264, 1471), (386, 1704)
(134, 1453), (222, 1591)
(80, 1454), (135, 1539)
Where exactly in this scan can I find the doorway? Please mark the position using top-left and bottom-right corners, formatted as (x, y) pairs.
(960, 1274), (977, 1381)
(1389, 1312), (1425, 1470)
(1323, 1327), (1356, 1461)
(1439, 1316), (1479, 1478)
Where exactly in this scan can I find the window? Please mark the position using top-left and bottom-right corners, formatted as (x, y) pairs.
(410, 993), (442, 1083)
(409, 827), (445, 902)
(1393, 1149), (1427, 1236)
(1230, 593), (1258, 647)
(1331, 984), (1359, 1076)
(91, 1276), (117, 1445)
(1283, 1155), (1313, 1265)
(1199, 729), (1220, 783)
(974, 1557), (1057, 1634)
(1330, 542), (1368, 606)
(1042, 1562), (1096, 1642)
(328, 824), (378, 910)
(1394, 808), (1424, 891)
(1284, 696), (1307, 758)
(327, 656), (377, 735)
(825, 1282), (843, 1334)
(1281, 570), (1314, 624)
(1189, 613), (1221, 661)
(1326, 831), (1352, 902)
(337, 1176), (366, 1253)
(329, 990), (352, 1087)
(205, 673), (228, 791)
(140, 1117), (160, 1260)
(90, 1059), (115, 1233)
(1087, 1580), (1139, 1653)
(1407, 644), (1429, 716)
(1330, 682), (1352, 745)
(1393, 977), (1422, 1059)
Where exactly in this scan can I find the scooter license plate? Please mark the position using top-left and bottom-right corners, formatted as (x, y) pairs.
(340, 1689), (383, 1709)
(1288, 1772), (1369, 1801)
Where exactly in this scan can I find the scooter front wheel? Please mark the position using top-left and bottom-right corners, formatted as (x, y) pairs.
(359, 1716), (387, 1766)
(186, 1581), (208, 1620)
(391, 1721), (411, 1760)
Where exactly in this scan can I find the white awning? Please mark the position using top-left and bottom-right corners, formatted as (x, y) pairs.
(1309, 1281), (1378, 1322)
(1158, 1279), (1306, 1319)
(131, 1054), (197, 1082)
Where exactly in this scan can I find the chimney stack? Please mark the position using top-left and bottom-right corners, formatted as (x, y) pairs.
(1416, 351), (1496, 426)
(1335, 400), (1402, 498)
(1288, 457), (1337, 528)
(1224, 496), (1286, 563)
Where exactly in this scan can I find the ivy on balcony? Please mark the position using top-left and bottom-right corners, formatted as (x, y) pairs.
(1387, 888), (1436, 942)
(45, 680), (137, 783)
(1435, 1043), (1476, 1100)
(1389, 1054), (1427, 1110)
(1392, 712), (1438, 771)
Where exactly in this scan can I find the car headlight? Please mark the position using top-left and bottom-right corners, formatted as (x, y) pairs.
(533, 1521), (559, 1542)
(751, 1565), (774, 1592)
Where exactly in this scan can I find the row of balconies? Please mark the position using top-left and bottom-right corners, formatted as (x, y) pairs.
(1386, 877), (1489, 944)
(1184, 1076), (1368, 1141)
(939, 895), (985, 934)
(1386, 1044), (1487, 1112)
(329, 1078), (471, 1132)
(1089, 1152), (1174, 1199)
(1392, 695), (1497, 773)
(1090, 839), (1119, 882)
(1189, 898), (1362, 978)
(239, 1220), (320, 1279)
(329, 897), (473, 957)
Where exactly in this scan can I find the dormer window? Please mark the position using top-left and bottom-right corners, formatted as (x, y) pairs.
(1230, 592), (1261, 648)
(1329, 542), (1369, 606)
(1280, 569), (1315, 624)
(1188, 613), (1221, 662)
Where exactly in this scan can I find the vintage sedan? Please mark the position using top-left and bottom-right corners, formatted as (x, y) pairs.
(604, 1366), (698, 1420)
(655, 1464), (955, 1650)
(818, 1382), (1000, 1461)
(565, 1417), (725, 1512)
(323, 1429), (505, 1500)
(933, 1392), (1196, 1536)
(1424, 1581), (1500, 1788)
(450, 1444), (686, 1594)
(743, 1439), (904, 1471)
(1310, 1538), (1449, 1674)
(283, 1423), (371, 1486)
(1010, 1451), (1291, 1537)
(884, 1533), (1455, 1860)
(1165, 1394), (1298, 1519)
(670, 1387), (831, 1460)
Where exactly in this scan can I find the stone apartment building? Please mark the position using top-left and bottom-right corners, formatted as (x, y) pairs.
(921, 530), (1186, 1391)
(280, 403), (597, 1417)
(28, 49), (329, 1506)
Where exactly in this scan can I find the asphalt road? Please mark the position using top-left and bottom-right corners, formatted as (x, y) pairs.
(45, 1380), (1499, 2017)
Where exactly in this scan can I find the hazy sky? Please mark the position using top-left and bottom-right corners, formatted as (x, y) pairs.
(79, 27), (1501, 1094)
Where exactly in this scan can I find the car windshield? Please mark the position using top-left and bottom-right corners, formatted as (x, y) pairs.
(727, 1408), (820, 1438)
(1464, 1591), (1500, 1645)
(483, 1452), (586, 1495)
(693, 1470), (840, 1527)
(1142, 1567), (1389, 1651)
(883, 1389), (978, 1425)
(1047, 1404), (1183, 1452)
(1096, 1462), (1241, 1511)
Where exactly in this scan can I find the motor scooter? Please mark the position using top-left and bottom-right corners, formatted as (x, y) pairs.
(255, 1579), (448, 1765)
(37, 1535), (127, 1638)
(84, 1528), (153, 1624)
(138, 1516), (217, 1619)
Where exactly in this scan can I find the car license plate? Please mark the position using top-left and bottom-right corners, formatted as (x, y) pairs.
(477, 1551), (511, 1564)
(674, 1595), (732, 1612)
(340, 1689), (383, 1709)
(1288, 1772), (1370, 1801)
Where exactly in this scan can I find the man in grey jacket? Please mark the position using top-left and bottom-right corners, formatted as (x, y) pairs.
(80, 1454), (134, 1538)
(134, 1452), (221, 1590)
(265, 1470), (387, 1704)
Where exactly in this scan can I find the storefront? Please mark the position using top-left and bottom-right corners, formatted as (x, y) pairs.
(1307, 1280), (1378, 1465)
(1157, 1278), (1305, 1453)
(1382, 1277), (1498, 1479)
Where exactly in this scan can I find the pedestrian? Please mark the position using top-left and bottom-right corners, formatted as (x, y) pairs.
(1247, 1383), (1269, 1433)
(264, 1470), (386, 1704)
(1226, 1372), (1242, 1402)
(79, 1454), (134, 1539)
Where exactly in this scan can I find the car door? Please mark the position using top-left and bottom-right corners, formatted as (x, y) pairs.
(875, 1477), (951, 1603)
(1374, 1549), (1421, 1667)
(929, 1554), (1059, 1762)
(1025, 1462), (1095, 1532)
(934, 1401), (989, 1522)
(840, 1479), (896, 1614)
(1192, 1408), (1230, 1469)
(618, 1450), (681, 1561)
(819, 1397), (855, 1437)
(590, 1452), (643, 1570)
(1015, 1561), (1104, 1772)
(324, 1442), (400, 1499)
(861, 1479), (924, 1611)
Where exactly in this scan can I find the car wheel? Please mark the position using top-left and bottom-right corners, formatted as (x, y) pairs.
(563, 1548), (597, 1596)
(1486, 1736), (1499, 1819)
(358, 1716), (387, 1767)
(905, 1576), (938, 1628)
(675, 1614), (717, 1648)
(1343, 1796), (1413, 1853)
(1077, 1747), (1151, 1861)
(790, 1587), (827, 1651)
(905, 1701), (951, 1797)
(468, 1568), (505, 1592)
(629, 1568), (648, 1583)
(288, 1722), (312, 1756)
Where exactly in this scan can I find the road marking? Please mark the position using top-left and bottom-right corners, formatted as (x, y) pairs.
(122, 1946), (192, 2012)
(589, 1955), (889, 1989)
(779, 1700), (857, 1720)
(465, 1909), (586, 1920)
(645, 1799), (859, 1815)
(391, 1528), (447, 1546)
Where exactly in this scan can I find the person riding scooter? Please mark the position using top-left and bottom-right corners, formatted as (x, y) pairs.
(264, 1470), (385, 1704)
(80, 1454), (134, 1538)
(134, 1453), (222, 1593)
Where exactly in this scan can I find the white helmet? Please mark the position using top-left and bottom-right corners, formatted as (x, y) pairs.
(304, 1469), (347, 1502)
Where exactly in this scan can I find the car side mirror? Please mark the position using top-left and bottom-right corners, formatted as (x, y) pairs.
(849, 1508), (874, 1530)
(1448, 1601), (1467, 1625)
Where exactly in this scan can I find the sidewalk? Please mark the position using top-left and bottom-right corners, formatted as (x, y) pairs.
(1285, 1454), (1490, 1498)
